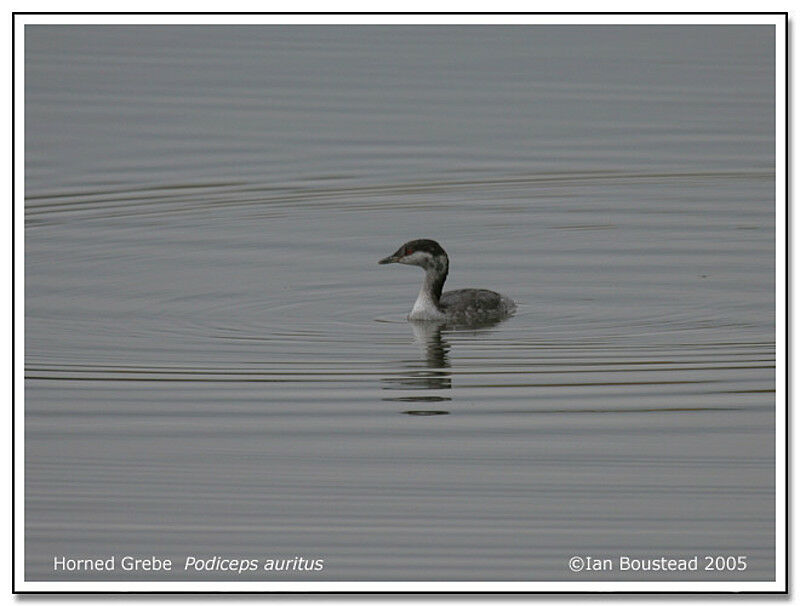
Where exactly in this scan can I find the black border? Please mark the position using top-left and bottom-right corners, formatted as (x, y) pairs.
(11, 11), (790, 595)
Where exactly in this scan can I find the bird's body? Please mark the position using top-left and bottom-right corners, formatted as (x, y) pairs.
(379, 239), (516, 325)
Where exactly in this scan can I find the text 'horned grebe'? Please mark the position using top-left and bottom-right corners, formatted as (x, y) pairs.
(379, 239), (516, 324)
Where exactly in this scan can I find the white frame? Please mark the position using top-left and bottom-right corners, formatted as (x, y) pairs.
(12, 12), (787, 593)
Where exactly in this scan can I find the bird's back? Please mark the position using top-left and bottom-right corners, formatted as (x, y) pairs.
(440, 288), (516, 324)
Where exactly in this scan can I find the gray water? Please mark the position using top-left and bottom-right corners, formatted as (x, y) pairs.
(25, 25), (776, 582)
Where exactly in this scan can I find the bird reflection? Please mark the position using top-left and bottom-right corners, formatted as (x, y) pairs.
(382, 319), (507, 416)
(410, 319), (451, 369)
(381, 320), (452, 414)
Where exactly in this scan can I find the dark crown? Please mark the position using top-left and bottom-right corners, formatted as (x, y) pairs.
(401, 239), (447, 257)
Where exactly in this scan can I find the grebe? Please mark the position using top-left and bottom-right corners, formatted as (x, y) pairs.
(378, 239), (516, 324)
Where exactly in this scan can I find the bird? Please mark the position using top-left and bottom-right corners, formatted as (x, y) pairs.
(379, 238), (516, 325)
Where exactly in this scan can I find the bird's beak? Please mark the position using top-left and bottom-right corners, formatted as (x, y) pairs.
(378, 254), (399, 265)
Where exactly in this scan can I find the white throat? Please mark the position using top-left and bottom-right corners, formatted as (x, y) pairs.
(409, 283), (446, 321)
(397, 249), (449, 321)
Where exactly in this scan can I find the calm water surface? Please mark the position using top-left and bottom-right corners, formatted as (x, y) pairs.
(25, 25), (776, 581)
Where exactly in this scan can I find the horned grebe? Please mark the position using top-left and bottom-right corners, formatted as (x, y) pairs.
(379, 239), (516, 324)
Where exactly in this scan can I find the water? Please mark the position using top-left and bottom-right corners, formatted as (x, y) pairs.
(24, 25), (776, 582)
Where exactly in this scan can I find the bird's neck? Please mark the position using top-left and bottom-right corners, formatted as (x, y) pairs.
(409, 261), (448, 320)
(423, 266), (447, 305)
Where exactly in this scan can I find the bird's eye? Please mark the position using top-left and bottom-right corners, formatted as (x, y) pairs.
(405, 247), (411, 256)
